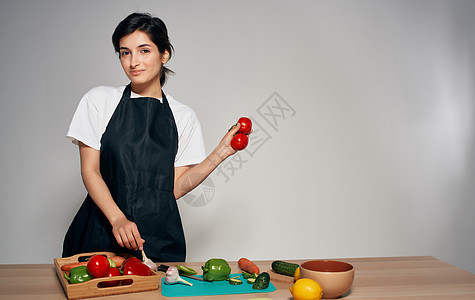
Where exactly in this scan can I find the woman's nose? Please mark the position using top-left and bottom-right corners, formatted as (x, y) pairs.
(130, 54), (140, 68)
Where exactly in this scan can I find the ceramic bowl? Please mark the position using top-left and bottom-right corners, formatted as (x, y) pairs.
(300, 260), (354, 299)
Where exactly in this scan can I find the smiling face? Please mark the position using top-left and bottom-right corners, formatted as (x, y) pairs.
(118, 30), (169, 94)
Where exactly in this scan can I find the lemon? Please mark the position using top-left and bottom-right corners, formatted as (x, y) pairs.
(289, 278), (323, 300)
(294, 267), (301, 281)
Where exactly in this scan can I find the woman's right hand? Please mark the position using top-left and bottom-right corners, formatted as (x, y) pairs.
(111, 217), (145, 251)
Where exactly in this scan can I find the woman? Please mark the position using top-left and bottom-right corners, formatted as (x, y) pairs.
(63, 12), (242, 262)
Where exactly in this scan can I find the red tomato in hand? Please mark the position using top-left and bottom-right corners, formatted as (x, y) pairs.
(231, 133), (249, 151)
(87, 255), (110, 278)
(100, 267), (121, 287)
(237, 117), (252, 135)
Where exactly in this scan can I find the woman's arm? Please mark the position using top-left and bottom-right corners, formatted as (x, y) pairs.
(174, 124), (241, 199)
(78, 142), (145, 251)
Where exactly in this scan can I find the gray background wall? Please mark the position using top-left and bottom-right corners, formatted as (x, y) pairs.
(1, 0), (474, 274)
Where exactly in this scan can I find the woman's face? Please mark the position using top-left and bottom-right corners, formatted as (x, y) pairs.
(118, 30), (168, 88)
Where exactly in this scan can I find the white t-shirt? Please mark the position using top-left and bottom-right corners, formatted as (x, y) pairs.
(67, 85), (207, 167)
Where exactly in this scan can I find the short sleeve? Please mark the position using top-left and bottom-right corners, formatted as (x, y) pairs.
(66, 91), (102, 150)
(174, 107), (207, 167)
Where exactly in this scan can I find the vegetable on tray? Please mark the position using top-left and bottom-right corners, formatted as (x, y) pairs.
(61, 261), (87, 271)
(87, 255), (110, 278)
(64, 266), (92, 284)
(99, 267), (121, 287)
(122, 260), (153, 276)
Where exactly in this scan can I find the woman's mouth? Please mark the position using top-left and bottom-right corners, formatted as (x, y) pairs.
(130, 70), (144, 76)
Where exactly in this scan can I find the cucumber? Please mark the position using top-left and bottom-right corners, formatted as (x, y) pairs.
(247, 277), (256, 284)
(242, 271), (258, 279)
(271, 260), (299, 277)
(252, 272), (270, 290)
(229, 278), (243, 285)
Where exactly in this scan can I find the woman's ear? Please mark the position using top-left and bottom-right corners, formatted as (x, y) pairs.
(161, 50), (170, 64)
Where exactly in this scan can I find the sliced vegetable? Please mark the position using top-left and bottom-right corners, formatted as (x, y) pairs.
(247, 277), (256, 284)
(252, 272), (270, 290)
(176, 265), (198, 275)
(271, 260), (300, 277)
(229, 278), (243, 285)
(238, 257), (260, 275)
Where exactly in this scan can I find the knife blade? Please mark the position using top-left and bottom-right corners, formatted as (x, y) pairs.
(181, 274), (205, 281)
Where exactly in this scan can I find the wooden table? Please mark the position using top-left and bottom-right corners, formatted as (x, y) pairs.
(1, 256), (474, 299)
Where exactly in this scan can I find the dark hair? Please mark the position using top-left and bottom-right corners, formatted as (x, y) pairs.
(112, 12), (174, 86)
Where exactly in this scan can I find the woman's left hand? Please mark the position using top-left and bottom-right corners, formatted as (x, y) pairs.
(173, 122), (251, 199)
(213, 123), (241, 161)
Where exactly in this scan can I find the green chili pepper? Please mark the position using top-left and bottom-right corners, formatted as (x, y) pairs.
(201, 258), (231, 281)
(64, 266), (93, 284)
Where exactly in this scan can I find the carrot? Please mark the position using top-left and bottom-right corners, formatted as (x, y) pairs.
(61, 261), (87, 271)
(110, 256), (126, 267)
(238, 257), (260, 275)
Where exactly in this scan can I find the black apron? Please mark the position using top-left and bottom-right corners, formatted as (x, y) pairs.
(62, 84), (186, 262)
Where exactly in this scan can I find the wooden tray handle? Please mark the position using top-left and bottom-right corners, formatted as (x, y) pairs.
(67, 252), (117, 262)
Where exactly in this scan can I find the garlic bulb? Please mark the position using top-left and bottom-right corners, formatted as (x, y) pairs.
(164, 266), (193, 286)
(141, 250), (158, 271)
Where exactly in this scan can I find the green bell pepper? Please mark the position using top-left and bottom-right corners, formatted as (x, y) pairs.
(64, 266), (92, 284)
(201, 258), (231, 281)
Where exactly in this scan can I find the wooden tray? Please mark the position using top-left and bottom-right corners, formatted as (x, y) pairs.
(54, 252), (160, 300)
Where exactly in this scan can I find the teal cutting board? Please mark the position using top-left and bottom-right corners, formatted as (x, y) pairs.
(161, 273), (276, 297)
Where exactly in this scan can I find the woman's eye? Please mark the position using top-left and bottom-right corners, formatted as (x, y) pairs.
(120, 51), (129, 56)
(141, 49), (150, 53)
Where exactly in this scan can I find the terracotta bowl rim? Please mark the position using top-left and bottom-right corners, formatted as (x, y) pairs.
(301, 260), (354, 273)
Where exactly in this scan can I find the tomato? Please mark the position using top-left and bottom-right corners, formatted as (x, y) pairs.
(237, 117), (252, 135)
(122, 261), (152, 276)
(231, 133), (249, 151)
(99, 267), (121, 287)
(87, 255), (110, 278)
(120, 257), (142, 273)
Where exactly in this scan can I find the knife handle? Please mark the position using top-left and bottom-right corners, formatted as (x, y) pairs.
(157, 264), (169, 272)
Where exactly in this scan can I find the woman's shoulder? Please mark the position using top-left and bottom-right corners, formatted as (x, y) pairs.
(166, 94), (198, 121)
(83, 85), (125, 101)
